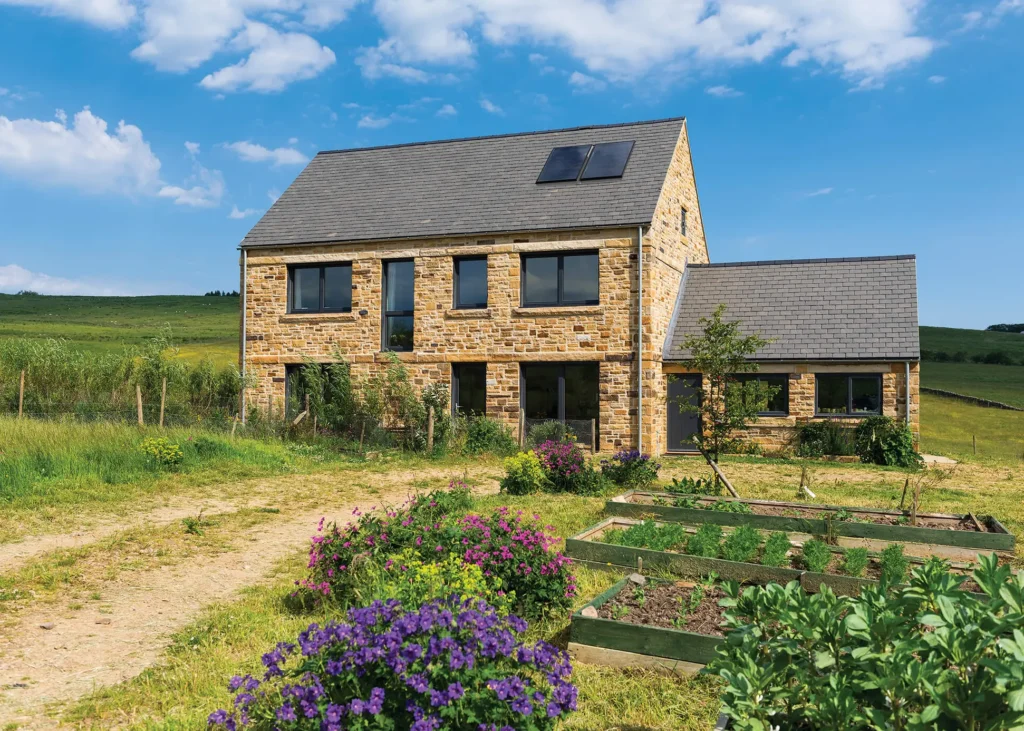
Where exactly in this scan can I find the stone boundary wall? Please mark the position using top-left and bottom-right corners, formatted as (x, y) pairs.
(921, 387), (1024, 412)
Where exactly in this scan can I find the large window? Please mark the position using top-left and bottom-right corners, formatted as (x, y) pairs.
(452, 363), (486, 416)
(730, 374), (789, 416)
(521, 252), (599, 307)
(454, 256), (488, 309)
(288, 263), (352, 313)
(816, 374), (882, 416)
(383, 259), (414, 351)
(521, 363), (599, 426)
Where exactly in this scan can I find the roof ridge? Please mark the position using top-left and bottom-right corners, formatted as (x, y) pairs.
(316, 116), (687, 156)
(691, 254), (915, 269)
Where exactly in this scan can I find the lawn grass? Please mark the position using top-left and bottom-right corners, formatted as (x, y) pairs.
(919, 393), (1024, 462)
(920, 362), (1024, 408)
(0, 293), (238, 366)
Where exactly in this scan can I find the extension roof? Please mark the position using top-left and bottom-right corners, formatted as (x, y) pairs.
(664, 256), (920, 362)
(240, 117), (686, 248)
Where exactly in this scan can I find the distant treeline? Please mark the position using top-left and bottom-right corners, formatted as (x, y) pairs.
(922, 349), (1024, 366)
(204, 290), (239, 297)
(987, 323), (1024, 334)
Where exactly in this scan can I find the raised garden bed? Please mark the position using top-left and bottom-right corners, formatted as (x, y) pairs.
(569, 575), (726, 668)
(566, 517), (986, 597)
(606, 490), (1014, 555)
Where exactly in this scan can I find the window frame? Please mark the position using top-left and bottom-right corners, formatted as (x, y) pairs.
(287, 263), (352, 314)
(730, 373), (790, 416)
(519, 362), (600, 424)
(382, 258), (415, 352)
(814, 373), (883, 417)
(681, 207), (688, 238)
(520, 251), (600, 308)
(452, 362), (487, 416)
(453, 255), (489, 310)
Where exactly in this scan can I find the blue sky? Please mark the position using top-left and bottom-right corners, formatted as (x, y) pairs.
(0, 0), (1021, 329)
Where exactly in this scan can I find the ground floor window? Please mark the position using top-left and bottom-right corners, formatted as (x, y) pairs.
(521, 363), (599, 435)
(452, 363), (486, 416)
(730, 373), (789, 415)
(815, 374), (882, 415)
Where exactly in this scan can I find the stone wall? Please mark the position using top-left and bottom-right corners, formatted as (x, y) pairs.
(658, 361), (921, 455)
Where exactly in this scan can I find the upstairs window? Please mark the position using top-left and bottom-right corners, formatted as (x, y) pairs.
(454, 256), (488, 309)
(288, 263), (352, 313)
(521, 252), (599, 307)
(681, 207), (688, 238)
(816, 374), (882, 416)
(383, 259), (414, 351)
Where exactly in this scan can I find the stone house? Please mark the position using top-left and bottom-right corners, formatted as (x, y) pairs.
(238, 116), (920, 455)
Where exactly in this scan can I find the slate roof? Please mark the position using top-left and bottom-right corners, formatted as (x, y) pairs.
(664, 256), (920, 362)
(240, 117), (685, 248)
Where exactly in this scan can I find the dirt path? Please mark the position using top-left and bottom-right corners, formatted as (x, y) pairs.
(0, 468), (501, 728)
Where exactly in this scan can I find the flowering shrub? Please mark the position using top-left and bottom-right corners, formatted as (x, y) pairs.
(379, 553), (513, 613)
(208, 597), (577, 731)
(533, 441), (605, 496)
(499, 451), (550, 495)
(139, 437), (184, 468)
(302, 503), (576, 619)
(600, 449), (660, 488)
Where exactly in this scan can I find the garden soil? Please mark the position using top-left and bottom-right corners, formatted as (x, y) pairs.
(0, 468), (501, 729)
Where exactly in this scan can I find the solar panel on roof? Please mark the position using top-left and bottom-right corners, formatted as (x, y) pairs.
(536, 145), (592, 183)
(580, 140), (634, 180)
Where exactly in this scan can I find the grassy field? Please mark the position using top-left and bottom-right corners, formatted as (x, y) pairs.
(919, 393), (1024, 461)
(919, 362), (1024, 408)
(0, 293), (238, 366)
(920, 325), (1024, 362)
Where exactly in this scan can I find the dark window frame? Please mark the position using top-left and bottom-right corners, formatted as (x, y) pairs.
(814, 373), (883, 417)
(452, 362), (487, 416)
(453, 255), (488, 310)
(730, 373), (790, 416)
(520, 251), (600, 307)
(287, 263), (352, 314)
(519, 362), (600, 427)
(382, 258), (415, 352)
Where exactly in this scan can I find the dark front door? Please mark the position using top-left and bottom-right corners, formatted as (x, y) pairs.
(667, 375), (701, 453)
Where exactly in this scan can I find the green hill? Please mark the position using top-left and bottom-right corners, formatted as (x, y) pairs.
(920, 325), (1024, 362)
(919, 326), (1024, 408)
(0, 293), (238, 366)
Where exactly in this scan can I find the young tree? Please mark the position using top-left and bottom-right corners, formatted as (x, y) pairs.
(673, 304), (777, 465)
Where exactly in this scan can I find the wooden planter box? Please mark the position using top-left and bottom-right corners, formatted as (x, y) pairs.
(569, 576), (724, 668)
(566, 517), (986, 598)
(606, 491), (1014, 555)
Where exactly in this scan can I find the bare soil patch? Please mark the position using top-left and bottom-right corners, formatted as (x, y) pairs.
(598, 582), (728, 637)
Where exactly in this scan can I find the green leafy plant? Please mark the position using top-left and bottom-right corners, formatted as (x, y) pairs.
(499, 450), (550, 495)
(801, 538), (833, 574)
(840, 547), (870, 578)
(880, 543), (910, 586)
(139, 436), (184, 468)
(181, 509), (212, 536)
(673, 580), (710, 629)
(665, 475), (720, 496)
(463, 416), (518, 456)
(710, 554), (1024, 730)
(600, 521), (687, 552)
(797, 418), (857, 457)
(611, 604), (629, 620)
(632, 584), (646, 607)
(706, 499), (753, 514)
(721, 526), (763, 564)
(600, 450), (660, 488)
(854, 415), (923, 469)
(526, 420), (576, 448)
(686, 524), (723, 559)
(760, 532), (792, 568)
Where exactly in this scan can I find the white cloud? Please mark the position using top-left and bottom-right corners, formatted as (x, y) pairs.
(0, 107), (161, 196)
(200, 22), (336, 93)
(184, 140), (201, 155)
(0, 0), (135, 29)
(226, 140), (309, 166)
(228, 205), (261, 219)
(357, 113), (396, 129)
(436, 103), (457, 117)
(805, 187), (834, 197)
(479, 97), (503, 114)
(288, 136), (298, 145)
(356, 41), (432, 82)
(0, 88), (8, 96)
(158, 144), (224, 207)
(927, 74), (945, 84)
(528, 52), (546, 64)
(0, 264), (129, 296)
(959, 10), (984, 31)
(995, 0), (1024, 16)
(706, 84), (743, 97)
(367, 0), (934, 89)
(268, 188), (281, 203)
(568, 71), (606, 92)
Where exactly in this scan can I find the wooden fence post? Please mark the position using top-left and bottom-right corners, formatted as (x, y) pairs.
(973, 435), (977, 455)
(231, 414), (239, 438)
(136, 384), (144, 426)
(359, 421), (366, 453)
(159, 377), (167, 428)
(18, 369), (25, 419)
(591, 418), (597, 454)
(519, 408), (526, 449)
(267, 394), (272, 422)
(427, 406), (435, 451)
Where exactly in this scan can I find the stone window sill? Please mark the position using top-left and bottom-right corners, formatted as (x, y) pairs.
(445, 308), (493, 319)
(512, 305), (603, 317)
(278, 312), (357, 324)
